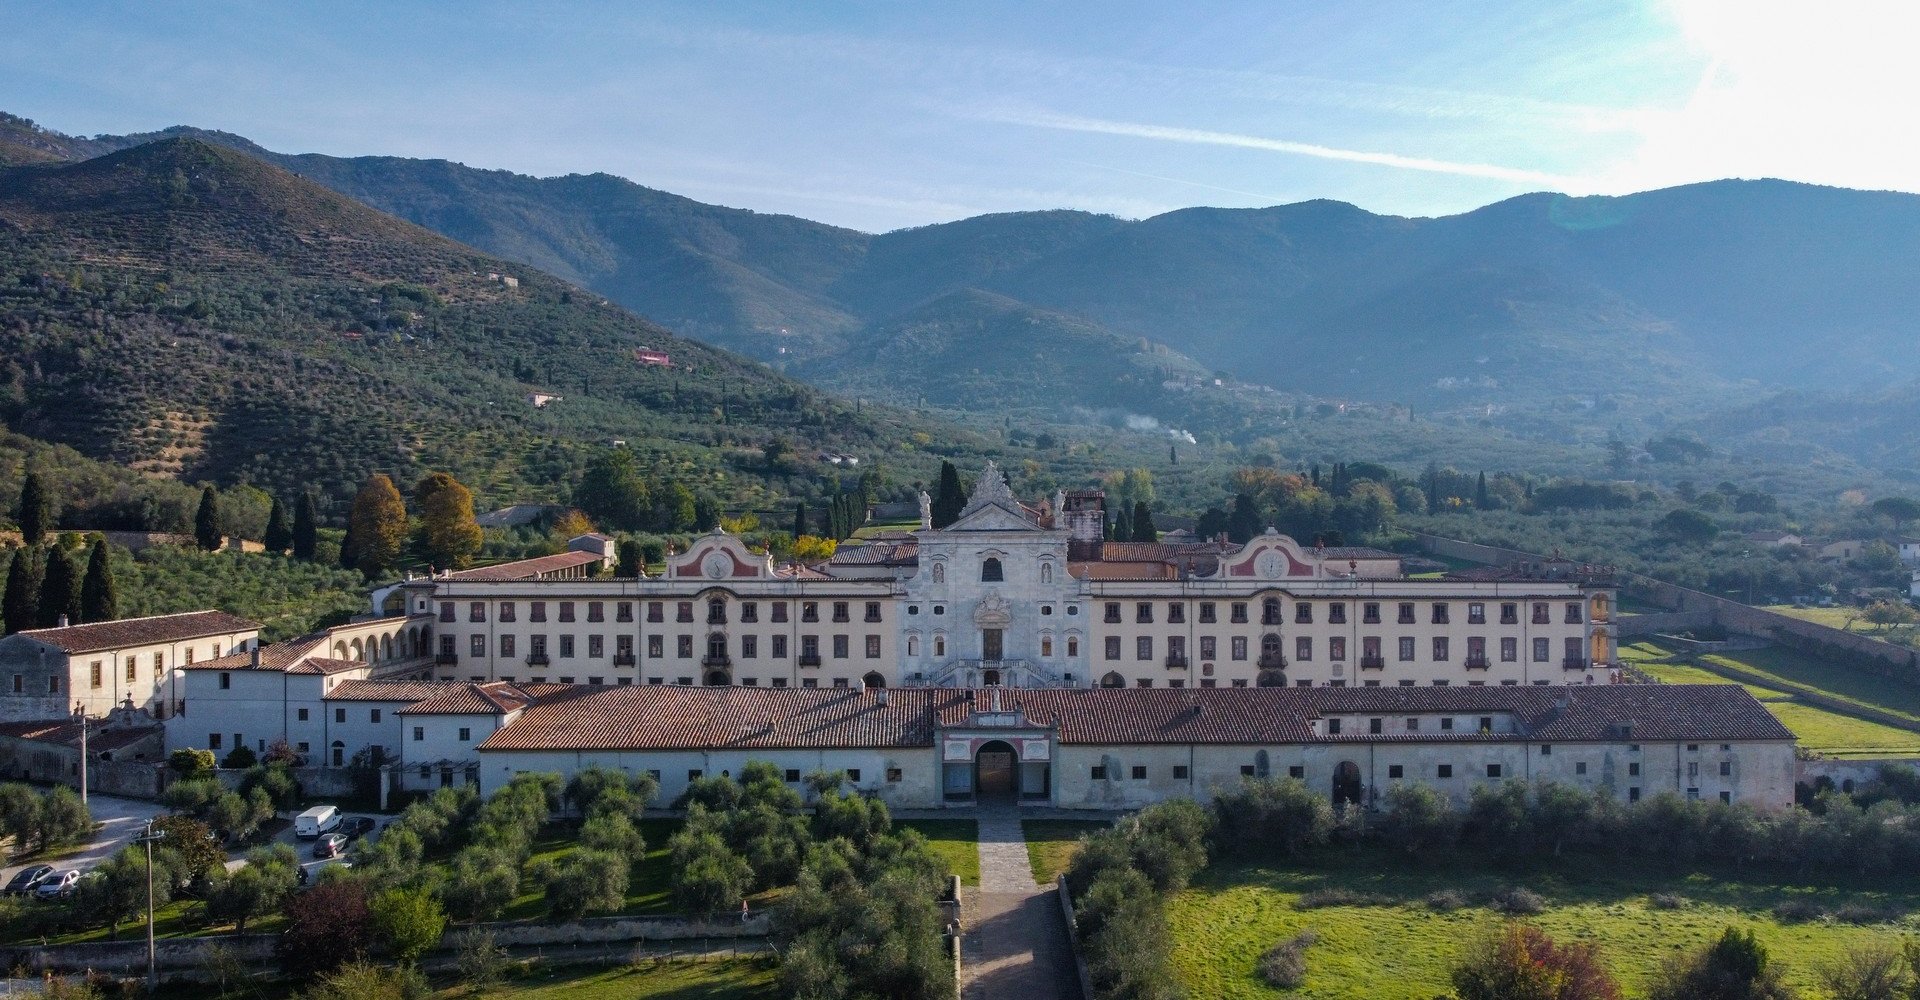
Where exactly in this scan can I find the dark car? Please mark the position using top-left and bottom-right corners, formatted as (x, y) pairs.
(313, 833), (348, 859)
(4, 865), (53, 896)
(341, 817), (376, 841)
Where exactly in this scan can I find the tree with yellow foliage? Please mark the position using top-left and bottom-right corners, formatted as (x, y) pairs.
(414, 472), (483, 571)
(346, 474), (408, 579)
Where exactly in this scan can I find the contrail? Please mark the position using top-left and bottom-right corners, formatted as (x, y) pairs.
(992, 109), (1580, 188)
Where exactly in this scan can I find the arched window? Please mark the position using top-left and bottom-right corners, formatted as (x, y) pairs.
(1261, 633), (1283, 664)
(1040, 563), (1053, 584)
(906, 636), (920, 657)
(862, 671), (886, 689)
(708, 598), (727, 624)
(706, 633), (728, 661)
(1041, 636), (1054, 657)
(1099, 671), (1124, 688)
(934, 635), (946, 657)
(931, 563), (945, 584)
(1263, 597), (1282, 625)
(349, 639), (362, 661)
(331, 741), (345, 767)
(380, 636), (392, 662)
(1068, 636), (1080, 657)
(981, 557), (1004, 582)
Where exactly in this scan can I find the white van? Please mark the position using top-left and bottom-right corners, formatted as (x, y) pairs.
(294, 805), (340, 840)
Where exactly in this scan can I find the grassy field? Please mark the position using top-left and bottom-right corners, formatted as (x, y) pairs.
(1168, 847), (1920, 999)
(439, 959), (777, 999)
(898, 818), (979, 886)
(1626, 641), (1920, 758)
(1022, 819), (1111, 884)
(1763, 605), (1919, 639)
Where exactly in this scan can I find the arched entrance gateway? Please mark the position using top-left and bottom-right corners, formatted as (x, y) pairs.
(975, 740), (1018, 801)
(1333, 760), (1364, 806)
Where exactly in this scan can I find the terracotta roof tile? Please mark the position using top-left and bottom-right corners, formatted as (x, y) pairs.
(0, 719), (162, 753)
(327, 679), (465, 703)
(442, 551), (604, 582)
(398, 682), (535, 715)
(15, 611), (259, 654)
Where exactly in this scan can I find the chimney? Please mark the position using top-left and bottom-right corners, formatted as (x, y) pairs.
(251, 645), (262, 669)
(877, 689), (890, 707)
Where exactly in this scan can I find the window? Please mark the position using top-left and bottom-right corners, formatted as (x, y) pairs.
(1230, 602), (1248, 624)
(1437, 764), (1453, 778)
(677, 635), (693, 658)
(500, 635), (516, 658)
(1172, 765), (1189, 779)
(647, 635), (664, 658)
(802, 602), (819, 623)
(1091, 766), (1107, 779)
(559, 635), (575, 658)
(678, 602), (695, 623)
(1532, 602), (1551, 625)
(1168, 603), (1185, 624)
(1231, 636), (1247, 661)
(1199, 603), (1217, 623)
(1363, 602), (1381, 624)
(981, 558), (1004, 582)
(1398, 637), (1416, 661)
(1478, 716), (1493, 732)
(1565, 602), (1583, 624)
(1629, 787), (1641, 802)
(1486, 764), (1503, 778)
(887, 768), (903, 782)
(688, 769), (702, 781)
(215, 671), (228, 690)
(1575, 761), (1587, 775)
(865, 636), (881, 659)
(1136, 678), (1152, 688)
(1629, 762), (1641, 776)
(1262, 598), (1282, 625)
(1328, 602), (1346, 624)
(772, 636), (789, 658)
(470, 635), (486, 657)
(297, 708), (309, 721)
(741, 636), (758, 659)
(617, 602), (634, 623)
(1136, 636), (1153, 660)
(846, 768), (861, 782)
(1067, 636), (1080, 658)
(647, 602), (663, 623)
(1431, 603), (1450, 624)
(1295, 636), (1312, 661)
(1200, 636), (1217, 660)
(412, 727), (424, 742)
(1501, 637), (1518, 662)
(1131, 766), (1147, 780)
(865, 602), (882, 623)
(1688, 761), (1699, 778)
(1136, 602), (1153, 624)
(832, 635), (849, 659)
(587, 635), (603, 658)
(1329, 636), (1346, 661)
(1328, 719), (1342, 734)
(1540, 744), (1552, 756)
(1720, 761), (1732, 776)
(438, 601), (455, 623)
(559, 602), (576, 623)
(1532, 638), (1550, 663)
(1288, 766), (1305, 779)
(1295, 602), (1313, 624)
(209, 733), (222, 749)
(832, 602), (849, 623)
(532, 601), (548, 622)
(1388, 764), (1404, 779)
(1468, 603), (1485, 624)
(587, 601), (604, 623)
(1240, 765), (1255, 776)
(772, 603), (789, 623)
(1105, 637), (1122, 661)
(371, 709), (382, 723)
(1397, 602), (1415, 624)
(1500, 603), (1518, 624)
(1406, 717), (1419, 731)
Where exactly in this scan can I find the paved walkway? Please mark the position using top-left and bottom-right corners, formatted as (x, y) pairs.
(959, 806), (1081, 1000)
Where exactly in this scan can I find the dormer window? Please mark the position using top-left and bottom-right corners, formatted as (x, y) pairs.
(981, 557), (1003, 582)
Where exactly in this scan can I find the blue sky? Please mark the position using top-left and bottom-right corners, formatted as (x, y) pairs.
(7, 1), (1918, 232)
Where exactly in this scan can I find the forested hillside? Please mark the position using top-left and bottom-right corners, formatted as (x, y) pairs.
(0, 135), (980, 512)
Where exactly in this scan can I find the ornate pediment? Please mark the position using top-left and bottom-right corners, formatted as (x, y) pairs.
(947, 503), (1041, 532)
(973, 591), (1012, 627)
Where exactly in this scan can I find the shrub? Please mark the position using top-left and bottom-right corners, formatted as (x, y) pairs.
(220, 745), (258, 770)
(169, 747), (216, 779)
(668, 831), (751, 920)
(1815, 942), (1910, 1000)
(1426, 889), (1468, 912)
(298, 960), (429, 1000)
(1646, 927), (1794, 1000)
(368, 887), (446, 965)
(453, 929), (508, 994)
(1771, 899), (1824, 923)
(1832, 902), (1903, 924)
(1211, 777), (1334, 858)
(541, 849), (629, 920)
(1650, 892), (1688, 910)
(1258, 930), (1319, 989)
(1490, 886), (1548, 916)
(1452, 923), (1620, 1000)
(278, 879), (372, 978)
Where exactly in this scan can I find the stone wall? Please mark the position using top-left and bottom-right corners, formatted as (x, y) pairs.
(1056, 875), (1095, 1000)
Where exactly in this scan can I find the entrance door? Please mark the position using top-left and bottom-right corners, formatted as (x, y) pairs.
(1333, 760), (1363, 806)
(982, 628), (1004, 661)
(975, 740), (1018, 799)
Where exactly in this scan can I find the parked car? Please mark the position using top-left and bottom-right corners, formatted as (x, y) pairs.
(340, 817), (376, 841)
(34, 870), (80, 899)
(313, 833), (348, 859)
(4, 865), (53, 896)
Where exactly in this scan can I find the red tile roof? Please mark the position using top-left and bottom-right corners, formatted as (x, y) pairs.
(474, 683), (1789, 752)
(15, 611), (259, 654)
(441, 551), (604, 582)
(398, 682), (535, 715)
(327, 679), (465, 703)
(0, 719), (162, 753)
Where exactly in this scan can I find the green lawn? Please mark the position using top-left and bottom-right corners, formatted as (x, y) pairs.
(442, 959), (777, 999)
(1169, 847), (1920, 999)
(501, 819), (683, 920)
(1022, 819), (1111, 885)
(897, 818), (979, 886)
(1699, 646), (1920, 723)
(1632, 642), (1920, 758)
(1763, 605), (1919, 639)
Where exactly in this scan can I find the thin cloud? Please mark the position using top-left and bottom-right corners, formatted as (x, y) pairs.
(986, 108), (1583, 188)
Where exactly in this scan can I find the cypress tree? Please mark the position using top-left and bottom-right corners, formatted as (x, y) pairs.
(80, 540), (117, 623)
(792, 502), (807, 540)
(2, 549), (39, 635)
(615, 539), (645, 579)
(16, 471), (51, 546)
(338, 520), (357, 571)
(36, 547), (79, 628)
(1132, 501), (1155, 542)
(1475, 471), (1489, 510)
(194, 486), (222, 551)
(1111, 506), (1130, 542)
(292, 492), (319, 561)
(263, 497), (292, 553)
(930, 462), (964, 529)
(1228, 493), (1262, 543)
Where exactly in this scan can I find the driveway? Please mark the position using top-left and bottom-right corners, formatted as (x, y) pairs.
(254, 811), (382, 880)
(0, 793), (168, 889)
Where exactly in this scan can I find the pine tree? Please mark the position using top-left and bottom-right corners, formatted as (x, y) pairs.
(292, 492), (319, 561)
(2, 549), (40, 635)
(194, 486), (222, 551)
(36, 546), (79, 629)
(1132, 501), (1155, 542)
(792, 502), (808, 541)
(1228, 493), (1263, 543)
(80, 540), (117, 623)
(930, 462), (965, 529)
(16, 471), (51, 546)
(414, 473), (483, 571)
(347, 474), (409, 578)
(263, 497), (292, 553)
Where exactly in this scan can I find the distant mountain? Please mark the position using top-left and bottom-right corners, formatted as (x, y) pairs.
(0, 131), (970, 506)
(11, 111), (1920, 470)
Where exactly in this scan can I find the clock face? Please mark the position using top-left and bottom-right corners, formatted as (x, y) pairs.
(1257, 551), (1282, 578)
(702, 553), (731, 579)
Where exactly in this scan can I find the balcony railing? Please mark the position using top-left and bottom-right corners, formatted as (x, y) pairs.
(1464, 656), (1492, 670)
(1562, 657), (1590, 671)
(613, 653), (636, 667)
(1164, 654), (1189, 669)
(1359, 655), (1386, 670)
(434, 653), (459, 665)
(1261, 613), (1283, 626)
(525, 653), (551, 666)
(798, 653), (823, 667)
(1257, 653), (1289, 670)
(702, 654), (733, 668)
